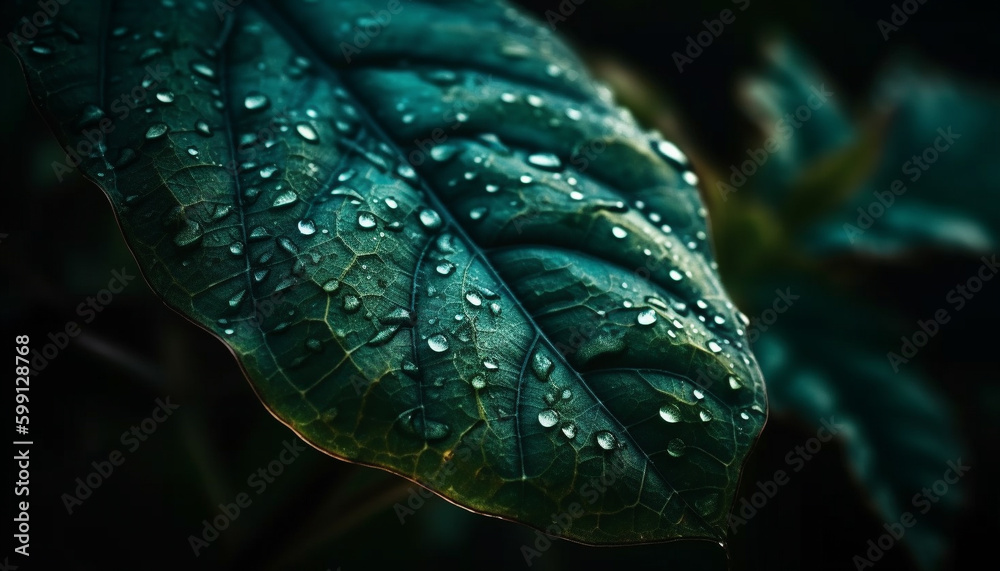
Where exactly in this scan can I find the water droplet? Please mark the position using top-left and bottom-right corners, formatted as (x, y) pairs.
(669, 270), (683, 281)
(526, 94), (544, 107)
(228, 289), (246, 308)
(483, 360), (499, 371)
(357, 212), (377, 229)
(653, 140), (689, 165)
(693, 389), (705, 400)
(322, 280), (339, 293)
(489, 302), (501, 316)
(708, 341), (722, 353)
(145, 123), (169, 139)
(343, 295), (361, 313)
(740, 411), (751, 420)
(115, 148), (136, 168)
(527, 152), (562, 170)
(191, 61), (216, 80)
(298, 219), (316, 235)
(659, 404), (681, 423)
(419, 208), (442, 230)
(700, 409), (713, 422)
(156, 91), (175, 103)
(538, 409), (559, 428)
(465, 292), (482, 306)
(295, 122), (319, 142)
(611, 226), (628, 239)
(229, 241), (244, 256)
(244, 92), (269, 111)
(561, 423), (577, 439)
(397, 410), (451, 442)
(667, 438), (686, 457)
(173, 219), (202, 247)
(728, 376), (742, 390)
(430, 145), (458, 162)
(274, 276), (297, 292)
(532, 352), (553, 381)
(637, 309), (657, 326)
(435, 261), (454, 276)
(595, 431), (617, 450)
(469, 207), (488, 221)
(683, 171), (699, 186)
(272, 190), (298, 207)
(77, 104), (105, 128)
(426, 69), (457, 84)
(193, 119), (212, 136)
(471, 375), (487, 390)
(569, 191), (584, 201)
(565, 108), (582, 121)
(427, 334), (449, 353)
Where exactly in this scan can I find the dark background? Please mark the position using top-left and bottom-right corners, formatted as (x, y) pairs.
(2, 0), (996, 569)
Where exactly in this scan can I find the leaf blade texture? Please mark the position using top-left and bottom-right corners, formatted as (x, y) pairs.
(8, 0), (766, 544)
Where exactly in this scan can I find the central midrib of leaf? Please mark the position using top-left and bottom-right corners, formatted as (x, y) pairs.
(249, 0), (710, 529)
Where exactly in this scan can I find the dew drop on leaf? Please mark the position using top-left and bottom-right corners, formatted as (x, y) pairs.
(637, 309), (657, 326)
(532, 352), (554, 381)
(659, 404), (681, 423)
(244, 91), (269, 111)
(297, 219), (316, 235)
(538, 409), (559, 428)
(145, 123), (169, 139)
(427, 334), (449, 353)
(667, 438), (686, 457)
(419, 208), (442, 230)
(595, 431), (617, 450)
(357, 212), (377, 229)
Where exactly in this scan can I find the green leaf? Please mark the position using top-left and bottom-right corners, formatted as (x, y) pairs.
(735, 38), (854, 205)
(754, 280), (964, 570)
(7, 0), (765, 544)
(805, 63), (1000, 257)
(777, 121), (883, 234)
(733, 40), (999, 258)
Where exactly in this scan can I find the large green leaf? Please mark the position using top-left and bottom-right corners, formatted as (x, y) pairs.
(7, 0), (765, 544)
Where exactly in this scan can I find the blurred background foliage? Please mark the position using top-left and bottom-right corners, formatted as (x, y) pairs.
(1, 0), (996, 569)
